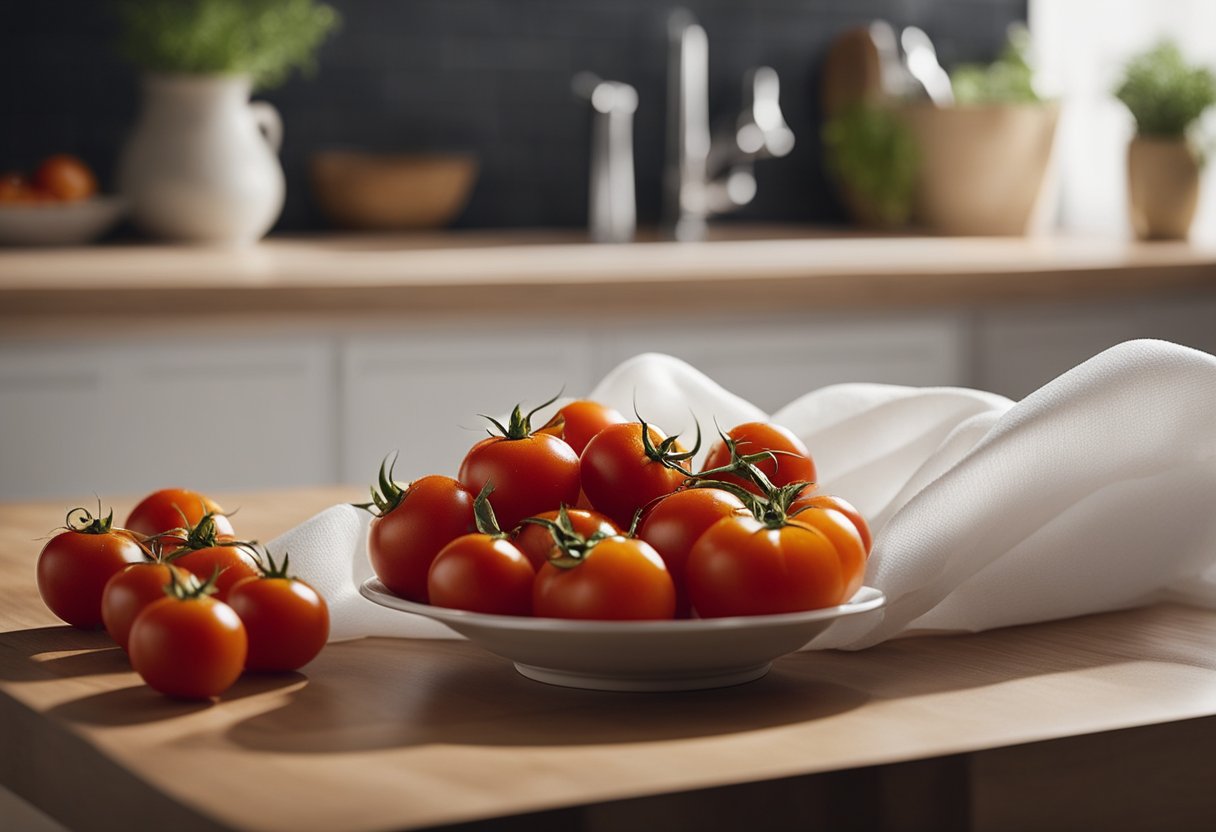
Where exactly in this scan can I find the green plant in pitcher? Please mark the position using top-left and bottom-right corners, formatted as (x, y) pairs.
(1115, 40), (1216, 138)
(822, 104), (918, 226)
(115, 0), (341, 90)
(951, 25), (1040, 106)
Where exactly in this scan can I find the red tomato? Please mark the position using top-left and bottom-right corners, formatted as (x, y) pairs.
(579, 422), (693, 528)
(790, 491), (873, 554)
(533, 536), (676, 620)
(636, 487), (749, 618)
(686, 516), (849, 618)
(33, 154), (97, 201)
(701, 422), (816, 495)
(512, 508), (620, 571)
(458, 433), (580, 531)
(124, 488), (235, 546)
(172, 544), (258, 602)
(0, 172), (40, 203)
(37, 508), (145, 629)
(129, 592), (247, 699)
(538, 400), (628, 455)
(101, 562), (190, 650)
(788, 507), (867, 600)
(228, 556), (329, 672)
(366, 473), (475, 602)
(427, 534), (535, 616)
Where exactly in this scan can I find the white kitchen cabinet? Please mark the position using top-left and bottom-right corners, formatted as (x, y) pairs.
(340, 326), (596, 484)
(596, 314), (968, 413)
(975, 296), (1216, 400)
(0, 338), (334, 501)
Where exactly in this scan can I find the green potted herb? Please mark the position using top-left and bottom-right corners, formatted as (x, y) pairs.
(114, 0), (339, 244)
(1115, 41), (1216, 239)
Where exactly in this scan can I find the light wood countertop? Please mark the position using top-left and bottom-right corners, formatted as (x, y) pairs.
(4, 489), (1216, 831)
(3, 230), (1216, 321)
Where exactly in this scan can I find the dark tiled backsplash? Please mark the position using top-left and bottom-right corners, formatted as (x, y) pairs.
(2, 0), (1025, 231)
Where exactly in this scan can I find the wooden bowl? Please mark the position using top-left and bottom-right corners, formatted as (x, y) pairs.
(309, 151), (477, 230)
(897, 102), (1060, 236)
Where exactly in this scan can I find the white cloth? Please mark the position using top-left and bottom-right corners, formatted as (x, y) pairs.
(271, 339), (1216, 649)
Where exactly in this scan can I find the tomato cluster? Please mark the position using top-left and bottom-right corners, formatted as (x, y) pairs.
(0, 154), (97, 204)
(363, 398), (873, 622)
(35, 488), (330, 700)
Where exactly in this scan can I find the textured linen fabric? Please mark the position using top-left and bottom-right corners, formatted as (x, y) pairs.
(270, 339), (1216, 649)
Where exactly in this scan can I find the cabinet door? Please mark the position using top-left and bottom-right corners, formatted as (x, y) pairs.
(341, 326), (595, 484)
(976, 297), (1216, 400)
(596, 314), (967, 414)
(0, 339), (334, 501)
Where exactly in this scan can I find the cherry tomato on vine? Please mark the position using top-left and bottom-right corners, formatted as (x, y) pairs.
(227, 549), (329, 672)
(37, 506), (145, 629)
(168, 513), (257, 602)
(636, 487), (749, 618)
(533, 536), (675, 621)
(787, 505), (867, 600)
(511, 508), (620, 571)
(427, 534), (535, 616)
(579, 420), (698, 528)
(458, 396), (581, 530)
(124, 487), (235, 548)
(790, 491), (873, 554)
(687, 515), (852, 618)
(537, 400), (628, 455)
(701, 422), (816, 495)
(129, 571), (247, 699)
(102, 560), (190, 650)
(358, 456), (476, 603)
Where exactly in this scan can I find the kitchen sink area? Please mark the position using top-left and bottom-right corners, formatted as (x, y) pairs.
(4, 2), (1216, 831)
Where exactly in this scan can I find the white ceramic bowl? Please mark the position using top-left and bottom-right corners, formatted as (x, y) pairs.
(360, 578), (886, 691)
(0, 196), (126, 246)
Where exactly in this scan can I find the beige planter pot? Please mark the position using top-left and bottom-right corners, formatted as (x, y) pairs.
(1127, 137), (1201, 240)
(897, 102), (1060, 236)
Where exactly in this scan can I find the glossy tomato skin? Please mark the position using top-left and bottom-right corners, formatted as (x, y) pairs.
(101, 562), (188, 651)
(124, 488), (235, 543)
(37, 530), (145, 629)
(427, 534), (535, 616)
(227, 576), (329, 671)
(579, 422), (691, 529)
(636, 488), (749, 618)
(33, 154), (96, 201)
(701, 422), (816, 495)
(789, 507), (867, 600)
(538, 400), (628, 455)
(368, 475), (475, 602)
(687, 516), (847, 618)
(533, 537), (676, 621)
(458, 434), (581, 531)
(172, 545), (258, 603)
(511, 508), (620, 571)
(790, 491), (872, 554)
(128, 596), (247, 699)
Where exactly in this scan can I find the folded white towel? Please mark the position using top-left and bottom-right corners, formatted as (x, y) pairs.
(271, 339), (1216, 649)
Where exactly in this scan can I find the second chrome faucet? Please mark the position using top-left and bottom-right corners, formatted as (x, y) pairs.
(575, 7), (794, 243)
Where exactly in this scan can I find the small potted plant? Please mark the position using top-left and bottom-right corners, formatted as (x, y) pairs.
(114, 0), (339, 245)
(1115, 41), (1216, 240)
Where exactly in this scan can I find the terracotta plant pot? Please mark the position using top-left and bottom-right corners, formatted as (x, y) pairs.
(896, 102), (1060, 236)
(1127, 137), (1201, 240)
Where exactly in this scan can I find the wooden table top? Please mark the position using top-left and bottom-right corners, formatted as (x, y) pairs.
(3, 231), (1216, 322)
(4, 488), (1216, 831)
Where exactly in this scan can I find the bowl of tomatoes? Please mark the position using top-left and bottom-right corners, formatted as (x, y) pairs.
(355, 396), (886, 691)
(0, 154), (126, 246)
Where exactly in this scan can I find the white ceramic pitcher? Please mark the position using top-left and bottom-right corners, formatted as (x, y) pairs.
(118, 74), (285, 245)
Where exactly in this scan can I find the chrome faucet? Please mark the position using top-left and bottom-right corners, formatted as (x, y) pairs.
(573, 71), (638, 243)
(664, 8), (795, 241)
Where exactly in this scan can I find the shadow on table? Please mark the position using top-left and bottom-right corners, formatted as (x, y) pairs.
(43, 671), (307, 727)
(0, 626), (127, 681)
(224, 639), (870, 753)
(223, 603), (1211, 755)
